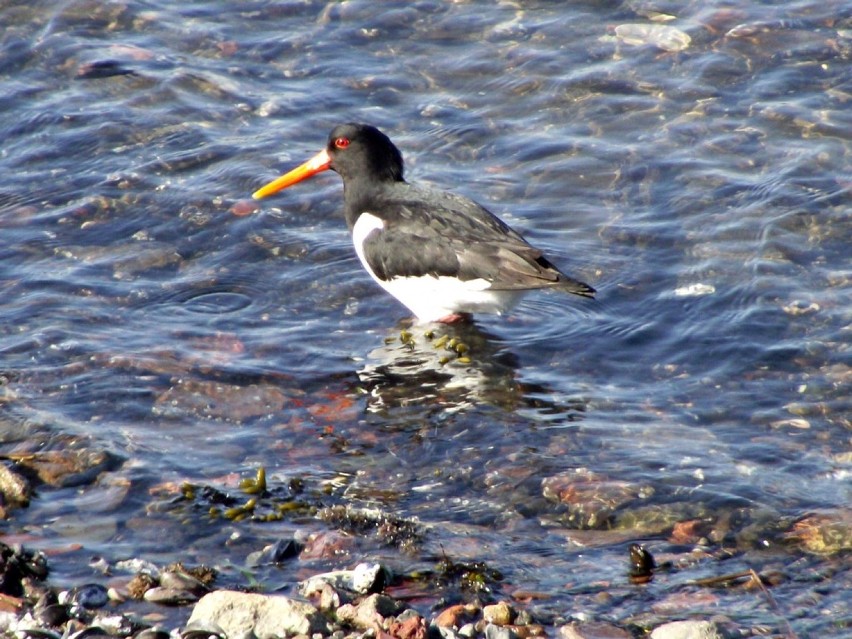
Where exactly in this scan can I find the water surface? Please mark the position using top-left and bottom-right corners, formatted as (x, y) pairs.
(1, 0), (849, 635)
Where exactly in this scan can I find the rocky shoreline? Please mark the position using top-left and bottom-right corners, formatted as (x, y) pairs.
(1, 541), (742, 639)
(2, 450), (849, 639)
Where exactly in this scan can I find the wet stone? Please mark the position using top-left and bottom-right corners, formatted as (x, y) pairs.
(299, 562), (388, 598)
(295, 530), (357, 560)
(0, 463), (30, 515)
(126, 573), (157, 600)
(437, 628), (463, 639)
(0, 542), (49, 598)
(482, 602), (515, 626)
(153, 379), (287, 421)
(541, 469), (649, 529)
(459, 624), (477, 639)
(246, 538), (301, 567)
(33, 601), (69, 628)
(86, 614), (138, 637)
(503, 625), (545, 639)
(187, 591), (330, 638)
(63, 583), (109, 611)
(627, 543), (656, 583)
(610, 23), (691, 51)
(786, 511), (852, 555)
(485, 624), (519, 639)
(314, 583), (347, 611)
(434, 604), (480, 629)
(335, 593), (402, 630)
(557, 621), (632, 639)
(15, 629), (62, 639)
(389, 612), (427, 639)
(649, 620), (726, 639)
(179, 620), (227, 639)
(352, 562), (388, 594)
(159, 570), (208, 595)
(143, 586), (199, 606)
(229, 199), (259, 217)
(0, 594), (24, 615)
(6, 450), (123, 489)
(76, 60), (136, 79)
(53, 244), (181, 279)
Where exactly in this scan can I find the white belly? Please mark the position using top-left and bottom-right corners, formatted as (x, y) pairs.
(352, 212), (525, 322)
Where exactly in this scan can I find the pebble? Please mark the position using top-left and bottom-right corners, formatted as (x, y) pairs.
(62, 584), (109, 611)
(143, 586), (199, 606)
(179, 620), (227, 639)
(246, 538), (301, 567)
(159, 570), (208, 594)
(482, 602), (514, 626)
(389, 613), (427, 639)
(229, 199), (259, 217)
(33, 602), (69, 627)
(0, 464), (31, 514)
(611, 23), (692, 51)
(188, 590), (330, 638)
(299, 562), (387, 597)
(484, 624), (519, 639)
(650, 620), (725, 639)
(351, 562), (388, 594)
(335, 593), (402, 630)
(434, 603), (480, 629)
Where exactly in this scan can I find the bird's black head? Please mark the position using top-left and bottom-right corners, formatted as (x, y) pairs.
(326, 123), (405, 184)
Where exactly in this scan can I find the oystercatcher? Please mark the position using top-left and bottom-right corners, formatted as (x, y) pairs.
(252, 123), (595, 322)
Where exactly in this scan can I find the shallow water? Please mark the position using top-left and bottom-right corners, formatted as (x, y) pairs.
(1, 0), (850, 635)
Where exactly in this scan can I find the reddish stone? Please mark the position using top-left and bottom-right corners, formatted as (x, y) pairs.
(433, 603), (479, 629)
(389, 614), (427, 639)
(0, 593), (23, 613)
(669, 519), (707, 544)
(230, 200), (260, 217)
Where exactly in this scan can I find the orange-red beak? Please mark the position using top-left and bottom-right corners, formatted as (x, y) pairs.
(252, 148), (332, 200)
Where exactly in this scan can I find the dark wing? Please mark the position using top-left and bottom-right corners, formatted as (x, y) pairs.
(362, 185), (595, 297)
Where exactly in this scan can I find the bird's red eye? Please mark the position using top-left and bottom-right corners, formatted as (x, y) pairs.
(334, 137), (350, 149)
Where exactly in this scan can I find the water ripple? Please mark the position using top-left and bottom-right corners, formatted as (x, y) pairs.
(0, 1), (849, 634)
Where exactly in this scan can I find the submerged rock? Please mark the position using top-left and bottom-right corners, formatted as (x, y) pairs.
(785, 511), (852, 555)
(541, 469), (651, 529)
(4, 450), (123, 489)
(609, 23), (692, 51)
(153, 379), (287, 421)
(0, 463), (30, 516)
(558, 621), (632, 638)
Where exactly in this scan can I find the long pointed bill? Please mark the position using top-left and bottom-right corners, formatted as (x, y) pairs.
(252, 148), (332, 200)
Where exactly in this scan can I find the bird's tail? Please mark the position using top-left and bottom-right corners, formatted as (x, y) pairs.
(559, 276), (596, 298)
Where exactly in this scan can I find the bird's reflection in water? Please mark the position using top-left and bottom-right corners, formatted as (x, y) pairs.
(357, 321), (526, 414)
